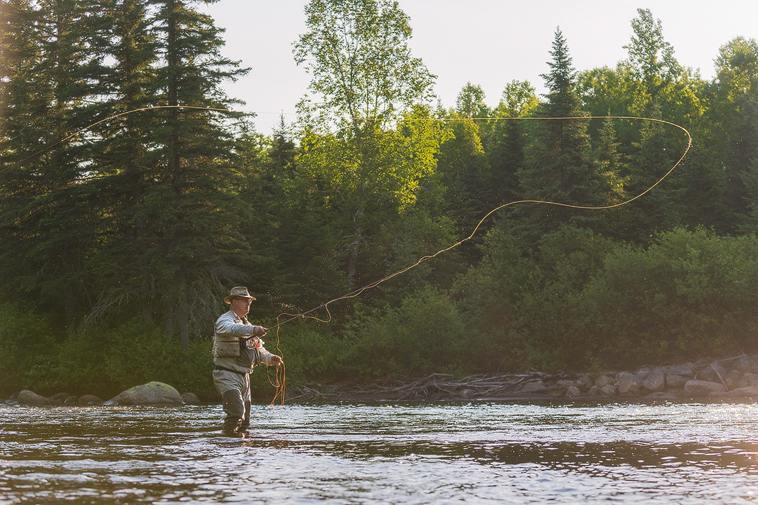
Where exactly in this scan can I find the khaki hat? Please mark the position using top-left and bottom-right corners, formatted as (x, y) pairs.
(224, 286), (256, 304)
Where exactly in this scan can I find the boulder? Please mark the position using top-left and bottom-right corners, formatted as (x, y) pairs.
(634, 367), (652, 379)
(576, 374), (593, 391)
(734, 355), (758, 375)
(642, 370), (665, 393)
(18, 390), (57, 405)
(616, 372), (642, 396)
(683, 380), (726, 397)
(564, 386), (582, 398)
(664, 364), (695, 378)
(738, 373), (758, 389)
(666, 374), (689, 389)
(104, 381), (184, 406)
(600, 384), (617, 396)
(595, 375), (614, 388)
(519, 380), (548, 393)
(78, 395), (104, 405)
(587, 385), (600, 396)
(697, 361), (728, 383)
(181, 392), (201, 405)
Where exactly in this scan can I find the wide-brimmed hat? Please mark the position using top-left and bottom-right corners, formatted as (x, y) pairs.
(224, 286), (256, 304)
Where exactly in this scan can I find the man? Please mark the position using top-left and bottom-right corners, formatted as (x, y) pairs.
(212, 286), (283, 437)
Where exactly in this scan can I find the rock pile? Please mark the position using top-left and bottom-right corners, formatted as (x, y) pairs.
(9, 381), (201, 406)
(286, 354), (758, 402)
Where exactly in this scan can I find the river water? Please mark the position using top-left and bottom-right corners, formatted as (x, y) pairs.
(2, 400), (758, 504)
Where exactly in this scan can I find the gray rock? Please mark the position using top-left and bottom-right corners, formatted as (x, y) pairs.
(556, 380), (576, 388)
(18, 390), (57, 405)
(666, 374), (689, 389)
(600, 384), (617, 396)
(683, 380), (726, 397)
(664, 364), (694, 378)
(104, 381), (184, 406)
(587, 385), (601, 396)
(725, 370), (742, 390)
(617, 372), (642, 396)
(576, 374), (594, 391)
(595, 375), (614, 388)
(565, 386), (582, 398)
(458, 388), (475, 399)
(738, 373), (758, 389)
(697, 361), (728, 383)
(518, 380), (548, 393)
(181, 392), (201, 404)
(78, 395), (103, 405)
(634, 367), (652, 379)
(642, 370), (665, 393)
(734, 356), (758, 375)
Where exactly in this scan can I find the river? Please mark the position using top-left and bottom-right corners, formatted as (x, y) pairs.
(2, 400), (758, 504)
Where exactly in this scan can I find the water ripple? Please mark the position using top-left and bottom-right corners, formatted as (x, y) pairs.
(2, 401), (758, 503)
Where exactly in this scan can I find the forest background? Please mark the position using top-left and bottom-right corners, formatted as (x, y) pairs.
(2, 0), (758, 401)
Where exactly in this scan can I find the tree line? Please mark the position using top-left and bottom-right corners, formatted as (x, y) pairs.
(1, 0), (757, 399)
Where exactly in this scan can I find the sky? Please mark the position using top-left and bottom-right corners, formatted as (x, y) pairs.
(199, 0), (758, 135)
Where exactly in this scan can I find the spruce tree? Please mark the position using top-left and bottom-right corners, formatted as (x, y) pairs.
(517, 28), (607, 244)
(133, 0), (250, 349)
(0, 0), (111, 326)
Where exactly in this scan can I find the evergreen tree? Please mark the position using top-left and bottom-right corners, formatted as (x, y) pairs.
(134, 0), (250, 349)
(517, 28), (608, 244)
(0, 0), (111, 326)
(486, 80), (537, 206)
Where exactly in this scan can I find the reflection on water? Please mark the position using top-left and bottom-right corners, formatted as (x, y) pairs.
(2, 401), (758, 503)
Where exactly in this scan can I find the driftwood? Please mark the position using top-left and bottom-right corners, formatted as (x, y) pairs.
(285, 370), (576, 403)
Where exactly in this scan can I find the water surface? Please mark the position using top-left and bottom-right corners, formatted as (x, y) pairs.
(2, 400), (758, 503)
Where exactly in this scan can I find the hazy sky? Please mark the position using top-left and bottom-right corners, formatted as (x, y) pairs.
(200, 1), (758, 135)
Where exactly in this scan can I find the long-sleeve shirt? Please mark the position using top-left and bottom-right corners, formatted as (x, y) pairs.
(213, 309), (275, 374)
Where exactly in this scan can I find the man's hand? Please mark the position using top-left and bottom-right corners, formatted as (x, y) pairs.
(270, 355), (283, 366)
(254, 326), (268, 337)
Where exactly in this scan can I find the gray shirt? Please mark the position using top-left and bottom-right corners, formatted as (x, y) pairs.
(213, 309), (275, 373)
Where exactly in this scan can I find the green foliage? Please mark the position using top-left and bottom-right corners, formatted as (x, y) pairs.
(4, 1), (758, 394)
(579, 228), (758, 367)
(46, 318), (216, 400)
(0, 303), (59, 396)
(340, 287), (467, 378)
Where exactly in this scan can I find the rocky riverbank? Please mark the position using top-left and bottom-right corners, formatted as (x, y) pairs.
(285, 354), (758, 402)
(8, 354), (758, 405)
(9, 381), (201, 406)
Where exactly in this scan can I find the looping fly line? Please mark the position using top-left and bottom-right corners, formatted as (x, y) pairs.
(7, 108), (690, 405)
(265, 114), (691, 404)
(271, 115), (691, 329)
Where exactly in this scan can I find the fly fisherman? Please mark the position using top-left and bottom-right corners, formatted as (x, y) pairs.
(213, 286), (283, 437)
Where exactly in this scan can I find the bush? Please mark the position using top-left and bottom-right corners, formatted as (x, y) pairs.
(580, 228), (758, 367)
(0, 302), (60, 397)
(48, 318), (216, 400)
(340, 287), (467, 379)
